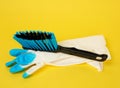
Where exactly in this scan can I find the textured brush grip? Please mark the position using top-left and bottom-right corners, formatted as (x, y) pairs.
(58, 45), (108, 62)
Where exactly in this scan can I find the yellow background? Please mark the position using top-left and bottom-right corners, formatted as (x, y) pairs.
(0, 0), (120, 88)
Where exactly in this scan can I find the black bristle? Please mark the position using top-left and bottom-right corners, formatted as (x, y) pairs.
(15, 31), (52, 40)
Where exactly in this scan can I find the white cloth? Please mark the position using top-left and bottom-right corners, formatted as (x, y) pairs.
(27, 35), (111, 76)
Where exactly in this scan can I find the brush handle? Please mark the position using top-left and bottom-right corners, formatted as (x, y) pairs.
(58, 45), (108, 62)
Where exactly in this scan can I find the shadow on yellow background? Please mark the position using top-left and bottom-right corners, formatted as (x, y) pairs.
(0, 0), (120, 88)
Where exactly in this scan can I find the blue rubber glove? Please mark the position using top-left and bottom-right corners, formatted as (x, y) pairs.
(6, 48), (76, 78)
(6, 49), (44, 78)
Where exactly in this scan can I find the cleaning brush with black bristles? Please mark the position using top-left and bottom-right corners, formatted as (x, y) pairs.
(13, 30), (108, 62)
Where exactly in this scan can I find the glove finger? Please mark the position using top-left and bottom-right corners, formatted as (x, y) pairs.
(23, 63), (44, 78)
(10, 49), (27, 56)
(6, 59), (16, 67)
(9, 64), (25, 73)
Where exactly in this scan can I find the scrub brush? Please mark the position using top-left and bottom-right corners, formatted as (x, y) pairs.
(13, 30), (108, 62)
